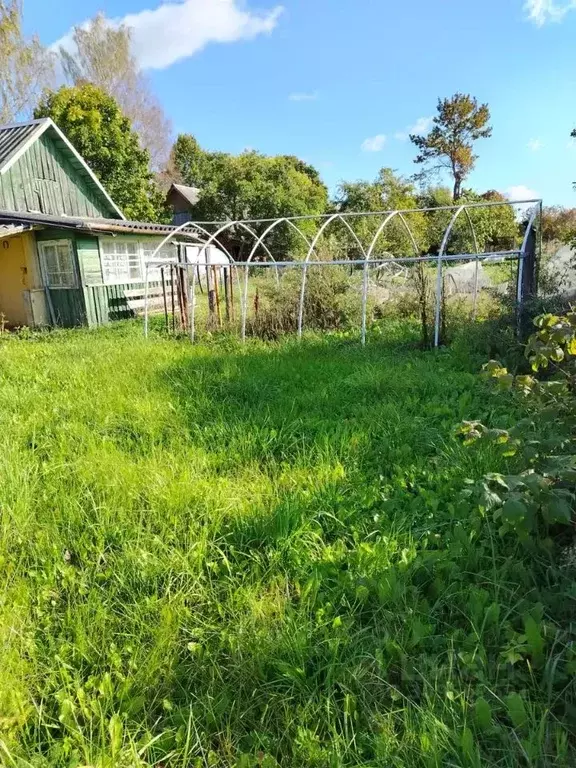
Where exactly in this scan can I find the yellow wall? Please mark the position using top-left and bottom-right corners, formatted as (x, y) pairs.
(0, 235), (29, 326)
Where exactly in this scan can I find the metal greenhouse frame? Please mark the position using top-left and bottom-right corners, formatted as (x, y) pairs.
(143, 199), (542, 347)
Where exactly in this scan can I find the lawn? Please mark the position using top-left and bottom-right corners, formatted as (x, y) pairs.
(0, 322), (574, 767)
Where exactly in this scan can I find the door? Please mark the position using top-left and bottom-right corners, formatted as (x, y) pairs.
(38, 240), (86, 327)
(0, 235), (29, 326)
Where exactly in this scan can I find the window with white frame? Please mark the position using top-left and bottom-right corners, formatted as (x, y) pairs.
(100, 239), (142, 283)
(100, 238), (177, 284)
(38, 240), (77, 288)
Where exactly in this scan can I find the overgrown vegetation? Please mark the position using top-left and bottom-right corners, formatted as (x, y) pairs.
(0, 321), (574, 767)
(246, 266), (366, 340)
(461, 310), (576, 541)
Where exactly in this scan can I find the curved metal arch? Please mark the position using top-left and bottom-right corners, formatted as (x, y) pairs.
(144, 220), (236, 338)
(241, 217), (320, 342)
(245, 217), (318, 264)
(303, 213), (367, 263)
(298, 214), (368, 339)
(433, 205), (467, 348)
(197, 220), (279, 277)
(395, 212), (421, 257)
(360, 211), (421, 344)
(365, 210), (421, 259)
(178, 223), (242, 343)
(193, 220), (281, 342)
(463, 208), (480, 254)
(365, 212), (400, 260)
(148, 219), (210, 261)
(462, 207), (482, 320)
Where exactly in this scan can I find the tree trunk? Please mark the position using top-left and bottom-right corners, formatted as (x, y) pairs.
(453, 177), (462, 202)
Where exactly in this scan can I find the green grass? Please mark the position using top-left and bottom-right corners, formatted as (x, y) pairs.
(0, 322), (574, 767)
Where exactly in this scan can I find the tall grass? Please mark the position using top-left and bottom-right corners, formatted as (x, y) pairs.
(0, 322), (573, 767)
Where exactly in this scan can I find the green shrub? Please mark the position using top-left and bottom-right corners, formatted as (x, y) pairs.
(246, 266), (371, 339)
(459, 311), (576, 541)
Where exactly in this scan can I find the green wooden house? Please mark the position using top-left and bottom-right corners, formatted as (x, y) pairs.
(0, 118), (192, 328)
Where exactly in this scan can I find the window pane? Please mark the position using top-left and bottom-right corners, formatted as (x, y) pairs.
(100, 238), (143, 284)
(41, 241), (75, 287)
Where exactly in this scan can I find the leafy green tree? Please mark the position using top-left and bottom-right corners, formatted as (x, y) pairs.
(170, 135), (328, 258)
(335, 168), (429, 257)
(411, 94), (492, 201)
(59, 13), (172, 170)
(35, 84), (166, 222)
(539, 205), (576, 244)
(416, 187), (518, 254)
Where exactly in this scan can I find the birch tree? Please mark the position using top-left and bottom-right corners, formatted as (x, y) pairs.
(60, 13), (171, 170)
(0, 0), (55, 123)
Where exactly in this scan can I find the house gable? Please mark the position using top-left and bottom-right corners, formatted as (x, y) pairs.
(0, 120), (123, 220)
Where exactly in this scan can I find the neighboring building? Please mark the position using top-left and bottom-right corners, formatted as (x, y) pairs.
(0, 118), (195, 328)
(166, 183), (200, 225)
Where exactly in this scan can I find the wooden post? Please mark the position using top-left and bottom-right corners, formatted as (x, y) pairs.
(161, 266), (169, 332)
(170, 265), (176, 334)
(229, 266), (235, 322)
(254, 287), (260, 319)
(206, 248), (216, 328)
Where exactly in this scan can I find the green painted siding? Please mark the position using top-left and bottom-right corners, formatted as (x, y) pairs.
(84, 282), (165, 327)
(77, 236), (103, 285)
(49, 288), (86, 328)
(0, 133), (116, 218)
(31, 231), (169, 328)
(85, 284), (135, 327)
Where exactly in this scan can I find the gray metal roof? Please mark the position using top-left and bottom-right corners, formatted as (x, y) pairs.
(0, 209), (203, 239)
(170, 183), (200, 207)
(0, 120), (41, 169)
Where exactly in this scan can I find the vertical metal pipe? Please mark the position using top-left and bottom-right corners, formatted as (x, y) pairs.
(434, 205), (465, 348)
(361, 259), (369, 345)
(297, 264), (307, 340)
(472, 256), (479, 321)
(241, 264), (249, 342)
(143, 264), (150, 338)
(433, 251), (443, 347)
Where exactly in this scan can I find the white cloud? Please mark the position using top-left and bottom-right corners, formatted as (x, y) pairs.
(289, 91), (318, 102)
(55, 0), (284, 71)
(527, 137), (544, 151)
(395, 116), (433, 141)
(410, 116), (434, 134)
(525, 0), (576, 25)
(505, 185), (539, 201)
(361, 134), (387, 152)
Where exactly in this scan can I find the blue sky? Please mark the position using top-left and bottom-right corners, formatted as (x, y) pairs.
(22, 0), (576, 205)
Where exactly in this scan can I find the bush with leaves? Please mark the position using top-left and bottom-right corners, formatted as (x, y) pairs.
(246, 266), (368, 340)
(459, 312), (576, 540)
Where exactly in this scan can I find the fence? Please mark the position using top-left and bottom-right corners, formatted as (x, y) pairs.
(143, 199), (542, 347)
